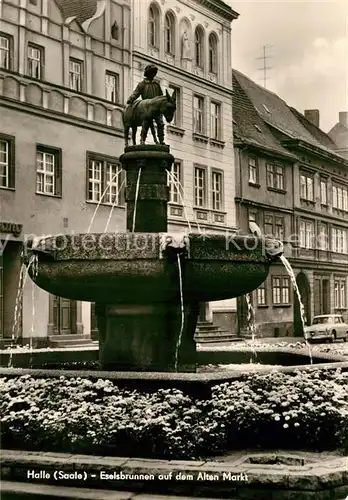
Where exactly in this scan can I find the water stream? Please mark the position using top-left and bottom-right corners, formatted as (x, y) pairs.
(174, 254), (185, 372)
(132, 167), (142, 232)
(245, 292), (258, 363)
(8, 255), (37, 368)
(87, 170), (124, 233)
(280, 255), (313, 364)
(104, 177), (127, 233)
(167, 170), (203, 232)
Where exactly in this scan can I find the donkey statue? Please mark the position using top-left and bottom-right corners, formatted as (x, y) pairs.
(122, 90), (176, 147)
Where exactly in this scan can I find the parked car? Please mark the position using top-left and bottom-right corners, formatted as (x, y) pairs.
(304, 315), (348, 343)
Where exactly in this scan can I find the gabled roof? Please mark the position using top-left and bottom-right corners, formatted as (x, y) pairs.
(232, 72), (295, 160)
(290, 107), (338, 150)
(232, 69), (337, 155)
(55, 0), (97, 24)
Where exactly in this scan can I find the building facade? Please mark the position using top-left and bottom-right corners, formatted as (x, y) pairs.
(0, 0), (131, 346)
(130, 0), (239, 330)
(233, 70), (348, 337)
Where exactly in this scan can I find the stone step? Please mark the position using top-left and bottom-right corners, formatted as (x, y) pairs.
(195, 335), (239, 343)
(48, 337), (94, 348)
(48, 334), (91, 341)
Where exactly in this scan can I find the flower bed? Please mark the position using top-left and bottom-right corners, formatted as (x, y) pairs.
(1, 369), (347, 460)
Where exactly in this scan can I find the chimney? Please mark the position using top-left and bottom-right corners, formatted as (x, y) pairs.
(339, 111), (348, 128)
(304, 109), (320, 128)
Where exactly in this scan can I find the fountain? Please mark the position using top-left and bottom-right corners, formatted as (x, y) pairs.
(24, 143), (283, 373)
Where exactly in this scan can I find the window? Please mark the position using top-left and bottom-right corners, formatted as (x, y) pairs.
(318, 223), (329, 250)
(300, 173), (314, 201)
(210, 101), (221, 140)
(212, 171), (223, 211)
(28, 44), (43, 79)
(169, 85), (180, 126)
(299, 220), (314, 249)
(0, 134), (15, 189)
(165, 12), (174, 54)
(36, 146), (61, 196)
(272, 276), (290, 305)
(208, 33), (217, 74)
(87, 154), (124, 205)
(264, 214), (284, 240)
(248, 157), (258, 184)
(266, 163), (284, 190)
(334, 278), (347, 309)
(69, 59), (83, 92)
(105, 72), (119, 103)
(194, 27), (204, 68)
(320, 179), (327, 205)
(194, 166), (206, 207)
(332, 227), (347, 254)
(148, 5), (159, 48)
(193, 95), (204, 134)
(256, 282), (267, 306)
(167, 160), (182, 204)
(0, 34), (11, 70)
(332, 184), (348, 211)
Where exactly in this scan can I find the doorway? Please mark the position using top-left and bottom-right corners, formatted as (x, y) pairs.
(53, 296), (77, 335)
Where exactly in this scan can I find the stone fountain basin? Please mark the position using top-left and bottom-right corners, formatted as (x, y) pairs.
(27, 233), (281, 303)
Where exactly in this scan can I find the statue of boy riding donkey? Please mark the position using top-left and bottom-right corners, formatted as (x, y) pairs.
(122, 64), (176, 147)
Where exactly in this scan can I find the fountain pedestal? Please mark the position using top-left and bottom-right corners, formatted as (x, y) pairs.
(96, 144), (198, 372)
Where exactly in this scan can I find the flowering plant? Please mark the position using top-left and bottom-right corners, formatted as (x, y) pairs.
(1, 369), (347, 459)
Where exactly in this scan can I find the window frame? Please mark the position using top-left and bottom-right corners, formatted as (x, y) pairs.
(35, 144), (62, 197)
(0, 133), (15, 190)
(332, 183), (348, 212)
(86, 152), (125, 206)
(193, 94), (205, 135)
(0, 33), (12, 70)
(105, 71), (120, 104)
(168, 84), (181, 127)
(194, 164), (207, 208)
(320, 178), (328, 206)
(248, 156), (258, 185)
(334, 277), (347, 309)
(167, 160), (182, 204)
(148, 5), (159, 49)
(164, 12), (175, 55)
(300, 172), (314, 202)
(332, 227), (348, 254)
(194, 27), (204, 68)
(27, 43), (44, 80)
(211, 169), (223, 211)
(272, 276), (291, 306)
(210, 100), (221, 140)
(256, 281), (267, 306)
(299, 219), (315, 249)
(263, 213), (285, 240)
(69, 58), (83, 92)
(266, 162), (285, 191)
(208, 32), (218, 74)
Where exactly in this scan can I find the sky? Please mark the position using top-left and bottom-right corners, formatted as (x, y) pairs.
(227, 0), (348, 132)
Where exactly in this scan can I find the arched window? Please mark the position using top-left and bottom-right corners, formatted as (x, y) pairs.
(165, 12), (175, 55)
(148, 5), (159, 48)
(208, 33), (218, 74)
(195, 27), (204, 68)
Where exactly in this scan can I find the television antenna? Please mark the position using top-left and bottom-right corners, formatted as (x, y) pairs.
(256, 45), (273, 88)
